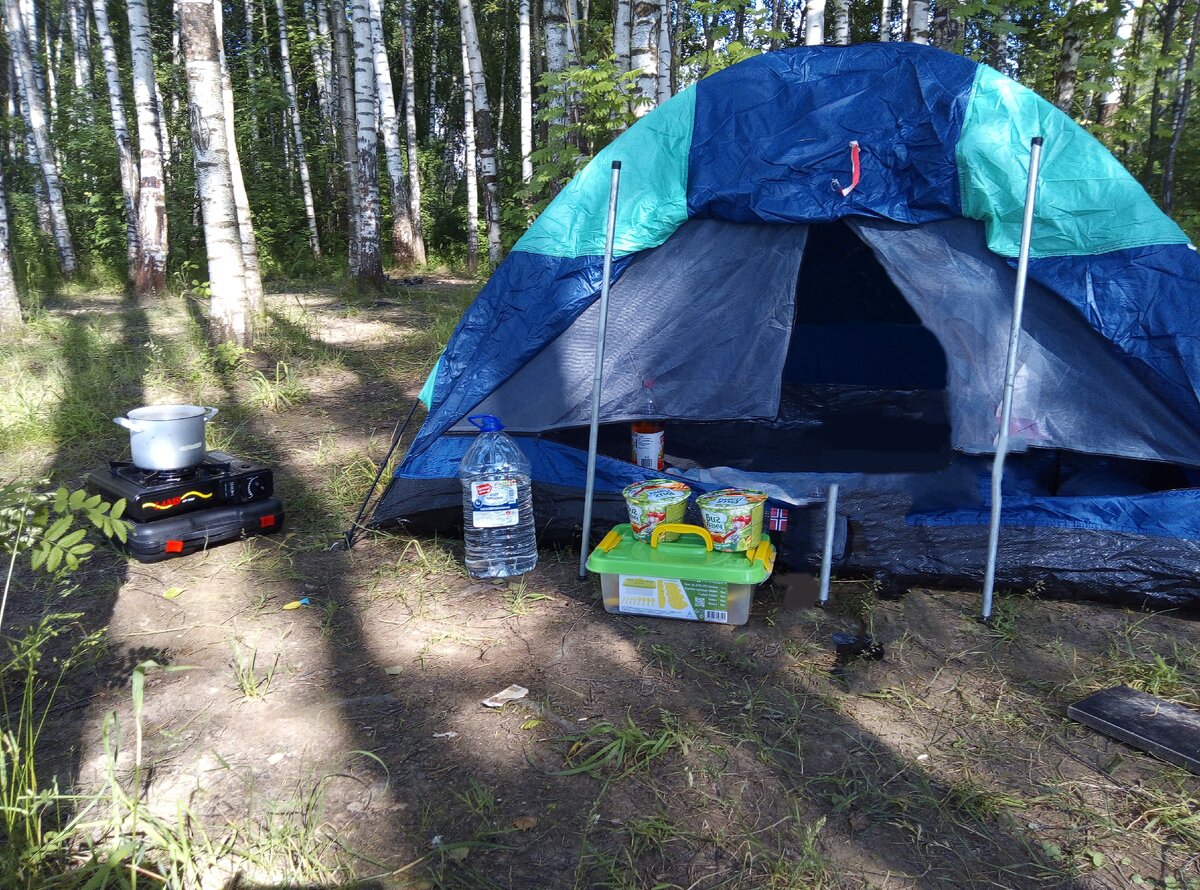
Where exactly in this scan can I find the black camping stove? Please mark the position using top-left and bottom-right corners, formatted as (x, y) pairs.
(86, 450), (283, 563)
(87, 450), (274, 522)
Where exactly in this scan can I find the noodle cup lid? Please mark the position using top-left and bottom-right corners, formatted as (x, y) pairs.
(622, 479), (691, 505)
(696, 489), (768, 510)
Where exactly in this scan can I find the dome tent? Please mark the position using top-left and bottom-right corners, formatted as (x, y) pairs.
(373, 43), (1200, 607)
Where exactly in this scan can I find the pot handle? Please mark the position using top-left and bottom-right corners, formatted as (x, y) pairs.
(202, 407), (219, 422)
(113, 416), (144, 433)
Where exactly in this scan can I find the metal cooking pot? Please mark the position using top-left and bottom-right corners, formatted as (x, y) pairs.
(113, 405), (219, 471)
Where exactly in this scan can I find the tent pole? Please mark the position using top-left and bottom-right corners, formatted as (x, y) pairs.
(818, 483), (839, 605)
(982, 136), (1044, 621)
(579, 161), (623, 580)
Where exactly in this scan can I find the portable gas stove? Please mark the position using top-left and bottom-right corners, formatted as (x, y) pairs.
(87, 450), (274, 522)
(86, 450), (283, 563)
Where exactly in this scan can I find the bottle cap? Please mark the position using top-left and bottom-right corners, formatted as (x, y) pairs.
(468, 414), (505, 432)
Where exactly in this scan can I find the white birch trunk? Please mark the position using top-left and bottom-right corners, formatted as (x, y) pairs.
(44, 16), (58, 120)
(245, 0), (259, 138)
(656, 0), (670, 104)
(1099, 0), (1141, 127)
(215, 0), (264, 315)
(91, 0), (139, 276)
(459, 0), (501, 264)
(13, 57), (52, 235)
(350, 0), (384, 280)
(805, 0), (825, 43)
(401, 0), (426, 262)
(6, 0), (76, 274)
(274, 0), (322, 257)
(127, 0), (169, 295)
(180, 0), (250, 345)
(614, 0), (631, 70)
(302, 0), (335, 131)
(833, 0), (849, 44)
(69, 0), (91, 96)
(880, 0), (890, 40)
(314, 0), (335, 106)
(461, 36), (478, 276)
(630, 0), (660, 116)
(0, 158), (20, 332)
(906, 0), (927, 43)
(519, 0), (533, 182)
(367, 0), (415, 267)
(331, 0), (361, 269)
(544, 0), (570, 125)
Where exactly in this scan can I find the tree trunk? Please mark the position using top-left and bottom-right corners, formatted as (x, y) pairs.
(832, 0), (849, 44)
(544, 0), (570, 125)
(656, 0), (670, 104)
(314, 0), (335, 107)
(519, 0), (533, 182)
(332, 0), (361, 269)
(630, 0), (660, 115)
(127, 0), (169, 296)
(461, 35), (478, 276)
(931, 0), (963, 49)
(805, 0), (825, 43)
(215, 0), (265, 316)
(368, 0), (415, 267)
(350, 0), (384, 281)
(5, 0), (76, 275)
(1053, 0), (1086, 112)
(1098, 0), (1141, 129)
(770, 0), (784, 48)
(1141, 0), (1182, 183)
(180, 0), (250, 345)
(302, 0), (335, 130)
(459, 0), (501, 263)
(401, 0), (427, 261)
(879, 0), (890, 40)
(274, 0), (322, 257)
(906, 0), (928, 43)
(68, 0), (91, 100)
(0, 157), (20, 332)
(614, 0), (630, 69)
(91, 0), (139, 279)
(1163, 0), (1200, 211)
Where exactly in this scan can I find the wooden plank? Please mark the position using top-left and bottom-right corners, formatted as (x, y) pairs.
(1067, 685), (1200, 775)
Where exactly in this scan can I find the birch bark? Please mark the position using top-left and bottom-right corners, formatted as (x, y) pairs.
(805, 0), (825, 43)
(1163, 0), (1200, 210)
(331, 0), (361, 269)
(302, 0), (335, 129)
(832, 0), (849, 44)
(401, 0), (427, 262)
(5, 0), (76, 274)
(350, 0), (384, 281)
(544, 0), (571, 126)
(519, 0), (533, 182)
(458, 0), (501, 263)
(127, 0), (169, 295)
(1053, 0), (1087, 111)
(68, 0), (92, 114)
(180, 0), (250, 345)
(91, 0), (139, 278)
(630, 0), (660, 115)
(368, 0), (415, 267)
(274, 0), (322, 256)
(880, 0), (890, 40)
(1099, 0), (1142, 129)
(906, 0), (928, 43)
(461, 36), (478, 276)
(0, 158), (20, 332)
(656, 0), (671, 104)
(614, 0), (631, 69)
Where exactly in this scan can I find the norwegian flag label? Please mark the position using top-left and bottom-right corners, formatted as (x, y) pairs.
(767, 506), (789, 532)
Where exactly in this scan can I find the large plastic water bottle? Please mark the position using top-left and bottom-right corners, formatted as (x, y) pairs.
(459, 415), (538, 578)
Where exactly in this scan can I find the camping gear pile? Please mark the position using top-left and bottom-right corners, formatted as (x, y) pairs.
(373, 43), (1200, 610)
(88, 430), (284, 562)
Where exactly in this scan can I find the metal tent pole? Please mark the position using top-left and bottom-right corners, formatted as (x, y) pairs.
(818, 482), (840, 605)
(982, 136), (1044, 621)
(579, 161), (622, 579)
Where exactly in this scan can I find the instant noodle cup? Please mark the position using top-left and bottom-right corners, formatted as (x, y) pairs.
(622, 479), (691, 542)
(696, 489), (767, 552)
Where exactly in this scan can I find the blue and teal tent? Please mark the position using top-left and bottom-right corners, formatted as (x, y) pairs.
(374, 43), (1200, 606)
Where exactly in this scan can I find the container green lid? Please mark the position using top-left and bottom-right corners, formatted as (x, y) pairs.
(586, 523), (775, 584)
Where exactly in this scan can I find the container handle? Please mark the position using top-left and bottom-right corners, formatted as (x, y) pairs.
(112, 416), (144, 433)
(202, 407), (219, 422)
(748, 538), (775, 573)
(597, 528), (623, 553)
(650, 523), (712, 550)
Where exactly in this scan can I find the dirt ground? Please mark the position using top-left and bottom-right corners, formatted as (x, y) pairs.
(4, 283), (1200, 890)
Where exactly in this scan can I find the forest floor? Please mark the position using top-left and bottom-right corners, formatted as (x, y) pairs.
(1, 279), (1199, 890)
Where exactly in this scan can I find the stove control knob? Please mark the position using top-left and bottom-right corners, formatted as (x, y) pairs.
(243, 474), (270, 501)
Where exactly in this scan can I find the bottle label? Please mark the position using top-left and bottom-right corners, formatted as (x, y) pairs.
(471, 479), (520, 528)
(632, 431), (664, 470)
(617, 574), (730, 622)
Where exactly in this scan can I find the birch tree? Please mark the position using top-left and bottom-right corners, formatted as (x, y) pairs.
(1163, 0), (1200, 210)
(401, 0), (427, 262)
(832, 0), (849, 45)
(180, 0), (250, 345)
(1053, 0), (1088, 111)
(332, 0), (361, 269)
(1099, 0), (1142, 127)
(657, 0), (671, 103)
(5, 0), (76, 275)
(350, 0), (384, 281)
(519, 0), (533, 183)
(614, 0), (631, 69)
(907, 0), (929, 43)
(91, 0), (139, 278)
(274, 0), (322, 257)
(544, 0), (571, 123)
(805, 0), (825, 43)
(880, 0), (891, 40)
(68, 0), (91, 102)
(461, 36), (479, 276)
(368, 0), (415, 266)
(630, 0), (661, 115)
(302, 0), (335, 130)
(459, 0), (501, 263)
(127, 0), (169, 295)
(0, 159), (20, 332)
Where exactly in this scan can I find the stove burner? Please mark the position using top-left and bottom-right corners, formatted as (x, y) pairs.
(88, 451), (272, 523)
(109, 460), (229, 487)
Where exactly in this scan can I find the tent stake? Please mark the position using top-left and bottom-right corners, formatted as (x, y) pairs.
(982, 136), (1044, 621)
(579, 161), (622, 580)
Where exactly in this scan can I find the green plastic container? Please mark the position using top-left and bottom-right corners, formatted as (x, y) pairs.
(585, 523), (776, 625)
